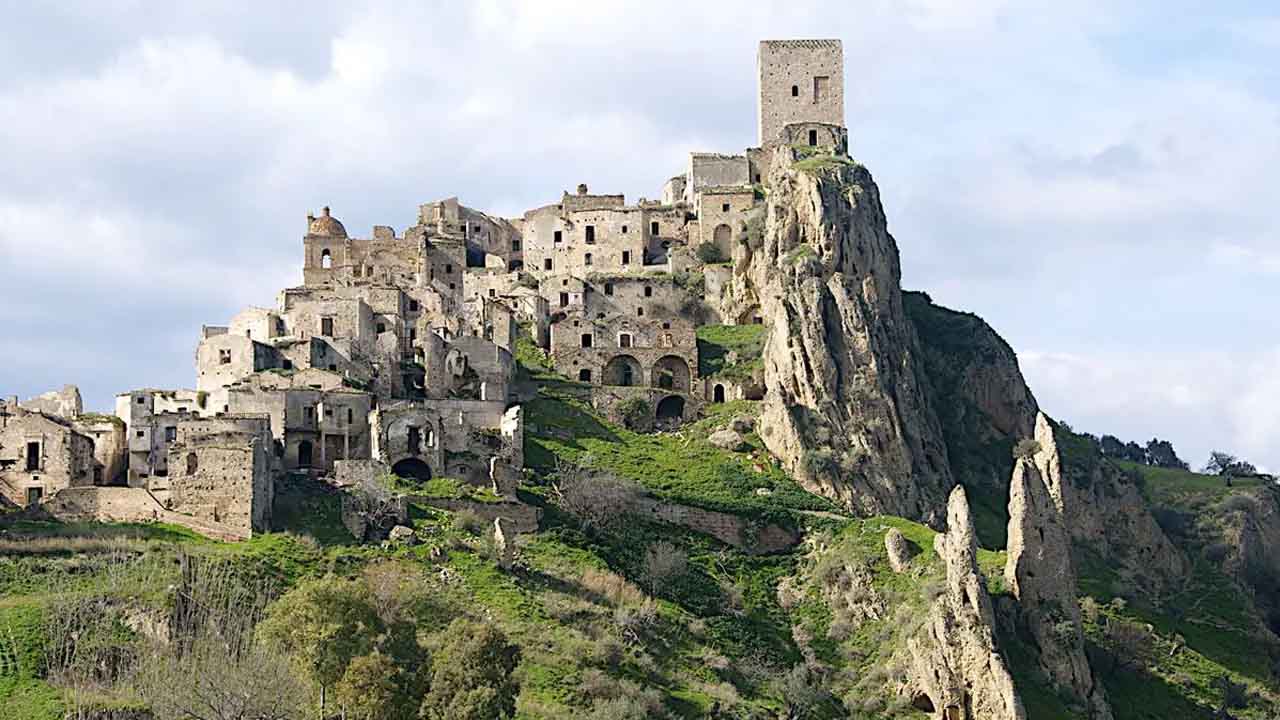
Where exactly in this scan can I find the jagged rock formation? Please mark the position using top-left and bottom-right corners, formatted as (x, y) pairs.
(734, 146), (953, 523)
(907, 486), (1024, 719)
(1006, 413), (1111, 719)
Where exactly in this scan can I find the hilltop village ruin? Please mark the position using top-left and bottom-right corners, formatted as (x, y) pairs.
(1, 40), (848, 540)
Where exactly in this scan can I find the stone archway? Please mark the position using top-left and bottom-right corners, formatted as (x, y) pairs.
(651, 355), (691, 392)
(655, 395), (685, 426)
(713, 384), (726, 403)
(603, 354), (643, 387)
(713, 223), (732, 255)
(392, 458), (433, 482)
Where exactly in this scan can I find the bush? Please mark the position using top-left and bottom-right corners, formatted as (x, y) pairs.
(640, 541), (688, 593)
(1105, 618), (1155, 670)
(696, 242), (727, 264)
(551, 461), (644, 532)
(421, 619), (520, 720)
(1013, 438), (1042, 459)
(452, 509), (487, 535)
(1221, 494), (1258, 514)
(615, 397), (652, 432)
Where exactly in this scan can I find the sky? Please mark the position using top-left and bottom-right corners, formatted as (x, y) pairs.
(1, 1), (1277, 472)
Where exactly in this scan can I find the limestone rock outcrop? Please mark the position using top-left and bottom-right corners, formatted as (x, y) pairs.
(733, 147), (953, 523)
(906, 486), (1025, 719)
(1006, 413), (1111, 719)
(884, 528), (913, 573)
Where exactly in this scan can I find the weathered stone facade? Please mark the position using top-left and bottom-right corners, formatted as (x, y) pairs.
(757, 39), (845, 146)
(0, 402), (95, 507)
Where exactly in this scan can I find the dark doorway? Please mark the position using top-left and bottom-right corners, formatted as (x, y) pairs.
(392, 458), (432, 481)
(808, 129), (818, 146)
(713, 384), (725, 403)
(26, 487), (42, 507)
(297, 440), (313, 468)
(408, 427), (421, 456)
(25, 442), (39, 471)
(656, 395), (685, 423)
(578, 369), (592, 382)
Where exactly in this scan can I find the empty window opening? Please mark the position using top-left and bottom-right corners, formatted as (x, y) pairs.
(644, 286), (653, 297)
(791, 84), (799, 97)
(619, 333), (632, 348)
(376, 322), (387, 334)
(25, 487), (42, 507)
(722, 203), (730, 212)
(25, 442), (39, 471)
(219, 349), (232, 365)
(621, 225), (628, 234)
(328, 364), (337, 371)
(808, 129), (818, 146)
(297, 440), (313, 467)
(584, 252), (593, 266)
(304, 407), (315, 422)
(559, 292), (569, 307)
(581, 333), (593, 348)
(754, 173), (761, 182)
(137, 397), (145, 404)
(283, 359), (293, 370)
(621, 251), (631, 265)
(713, 384), (726, 403)
(814, 75), (830, 102)
(347, 408), (354, 424)
(544, 258), (553, 271)
(408, 427), (421, 455)
(409, 299), (420, 311)
(554, 230), (563, 243)
(321, 249), (333, 269)
(488, 289), (496, 297)
(321, 317), (334, 336)
(136, 430), (145, 438)
(445, 264), (453, 274)
(605, 282), (614, 296)
(578, 369), (592, 382)
(585, 225), (596, 244)
(662, 321), (671, 329)
(165, 427), (177, 442)
(448, 283), (455, 291)
(636, 307), (644, 317)
(186, 452), (198, 475)
(650, 221), (659, 235)
(511, 239), (521, 251)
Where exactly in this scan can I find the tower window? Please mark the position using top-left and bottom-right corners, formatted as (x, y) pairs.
(722, 203), (730, 212)
(791, 85), (799, 97)
(621, 251), (631, 265)
(554, 230), (563, 243)
(637, 307), (644, 317)
(584, 253), (593, 266)
(581, 334), (593, 348)
(644, 286), (652, 297)
(321, 317), (334, 336)
(809, 129), (818, 146)
(585, 225), (595, 244)
(619, 333), (632, 348)
(544, 258), (553, 271)
(650, 221), (659, 235)
(621, 225), (628, 234)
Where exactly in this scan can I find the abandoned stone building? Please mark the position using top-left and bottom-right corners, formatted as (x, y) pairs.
(6, 38), (850, 539)
(0, 401), (96, 507)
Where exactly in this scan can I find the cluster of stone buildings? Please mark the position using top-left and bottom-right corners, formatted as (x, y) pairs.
(1, 40), (849, 540)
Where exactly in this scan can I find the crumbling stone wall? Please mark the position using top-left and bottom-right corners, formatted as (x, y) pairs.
(19, 385), (82, 419)
(165, 416), (273, 535)
(696, 187), (755, 257)
(0, 405), (95, 507)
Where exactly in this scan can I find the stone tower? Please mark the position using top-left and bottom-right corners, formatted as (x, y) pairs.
(757, 39), (845, 146)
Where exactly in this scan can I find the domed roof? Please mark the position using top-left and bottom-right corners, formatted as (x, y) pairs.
(307, 206), (347, 238)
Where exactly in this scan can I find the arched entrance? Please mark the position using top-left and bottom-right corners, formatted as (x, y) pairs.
(297, 440), (313, 468)
(655, 395), (685, 425)
(392, 458), (433, 482)
(651, 355), (691, 392)
(603, 354), (642, 387)
(713, 384), (726, 403)
(713, 223), (732, 255)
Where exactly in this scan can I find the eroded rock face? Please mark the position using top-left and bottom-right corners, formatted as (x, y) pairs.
(735, 148), (953, 523)
(1006, 413), (1111, 719)
(906, 486), (1025, 720)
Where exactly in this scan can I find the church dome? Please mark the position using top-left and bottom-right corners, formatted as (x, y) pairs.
(307, 206), (347, 238)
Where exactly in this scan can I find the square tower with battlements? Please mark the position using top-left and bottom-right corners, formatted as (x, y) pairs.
(757, 39), (844, 146)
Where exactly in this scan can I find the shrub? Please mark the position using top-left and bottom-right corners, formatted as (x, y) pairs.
(581, 567), (645, 607)
(551, 461), (644, 532)
(640, 541), (688, 594)
(1013, 438), (1042, 459)
(696, 242), (727, 264)
(615, 397), (652, 432)
(1105, 618), (1155, 670)
(452, 509), (487, 535)
(1221, 494), (1258, 514)
(421, 618), (520, 720)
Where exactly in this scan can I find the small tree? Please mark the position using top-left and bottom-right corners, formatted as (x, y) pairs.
(615, 396), (652, 432)
(421, 618), (520, 720)
(258, 576), (384, 714)
(1205, 451), (1257, 478)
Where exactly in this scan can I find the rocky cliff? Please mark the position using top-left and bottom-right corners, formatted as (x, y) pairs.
(1006, 413), (1110, 719)
(907, 486), (1025, 719)
(730, 146), (953, 523)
